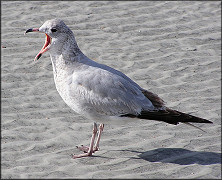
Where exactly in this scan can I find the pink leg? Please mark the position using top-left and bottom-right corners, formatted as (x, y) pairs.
(93, 123), (104, 151)
(76, 145), (89, 153)
(72, 123), (98, 159)
(77, 123), (104, 153)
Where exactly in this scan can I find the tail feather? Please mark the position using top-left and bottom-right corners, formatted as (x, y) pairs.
(138, 89), (213, 126)
(121, 108), (213, 125)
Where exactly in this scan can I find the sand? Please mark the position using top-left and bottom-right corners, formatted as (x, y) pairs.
(1, 1), (221, 179)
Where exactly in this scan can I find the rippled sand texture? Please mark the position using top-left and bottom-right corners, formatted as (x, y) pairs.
(1, 1), (221, 179)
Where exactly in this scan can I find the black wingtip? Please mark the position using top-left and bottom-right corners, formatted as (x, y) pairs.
(121, 109), (213, 125)
(200, 119), (213, 124)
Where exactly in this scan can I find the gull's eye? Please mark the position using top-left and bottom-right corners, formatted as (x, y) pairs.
(51, 28), (57, 32)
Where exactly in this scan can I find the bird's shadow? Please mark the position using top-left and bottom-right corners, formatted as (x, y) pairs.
(123, 148), (221, 165)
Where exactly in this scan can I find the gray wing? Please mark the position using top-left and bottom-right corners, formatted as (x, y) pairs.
(68, 66), (156, 116)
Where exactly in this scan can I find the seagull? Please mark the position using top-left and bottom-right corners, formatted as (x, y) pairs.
(25, 19), (212, 159)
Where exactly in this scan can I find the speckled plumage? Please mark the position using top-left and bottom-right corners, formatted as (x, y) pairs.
(27, 19), (212, 126)
(39, 19), (159, 120)
(25, 19), (212, 158)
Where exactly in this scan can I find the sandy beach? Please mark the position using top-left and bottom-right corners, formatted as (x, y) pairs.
(1, 1), (221, 179)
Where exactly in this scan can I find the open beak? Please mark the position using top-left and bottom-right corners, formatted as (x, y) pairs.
(25, 28), (51, 61)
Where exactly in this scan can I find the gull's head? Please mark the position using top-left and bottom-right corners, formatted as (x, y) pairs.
(25, 19), (73, 61)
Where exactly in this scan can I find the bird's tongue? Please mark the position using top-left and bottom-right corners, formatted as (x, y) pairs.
(35, 33), (51, 61)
